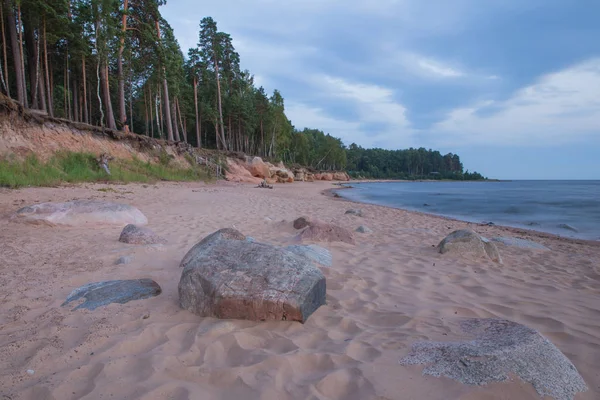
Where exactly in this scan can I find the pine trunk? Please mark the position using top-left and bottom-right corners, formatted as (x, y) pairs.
(72, 79), (79, 121)
(82, 55), (88, 123)
(213, 51), (226, 149)
(100, 60), (116, 129)
(171, 100), (180, 141)
(43, 17), (53, 116)
(117, 0), (128, 127)
(5, 0), (24, 105)
(16, 3), (26, 107)
(193, 77), (200, 147)
(24, 20), (38, 108)
(177, 97), (186, 142)
(1, 4), (10, 97)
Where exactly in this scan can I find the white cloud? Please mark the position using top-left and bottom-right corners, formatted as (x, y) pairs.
(417, 58), (464, 77)
(431, 58), (600, 146)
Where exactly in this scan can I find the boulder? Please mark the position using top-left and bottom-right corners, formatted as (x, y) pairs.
(491, 237), (549, 250)
(305, 173), (315, 182)
(356, 225), (372, 234)
(119, 224), (167, 245)
(438, 229), (502, 263)
(62, 279), (162, 311)
(333, 172), (350, 181)
(294, 170), (306, 182)
(345, 208), (363, 217)
(297, 221), (355, 245)
(286, 244), (332, 267)
(314, 173), (322, 180)
(225, 159), (263, 184)
(13, 200), (147, 227)
(248, 157), (271, 179)
(400, 318), (587, 400)
(178, 228), (326, 323)
(293, 216), (312, 230)
(321, 173), (334, 181)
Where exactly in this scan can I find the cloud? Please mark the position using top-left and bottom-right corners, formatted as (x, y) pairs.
(430, 58), (600, 146)
(416, 57), (464, 78)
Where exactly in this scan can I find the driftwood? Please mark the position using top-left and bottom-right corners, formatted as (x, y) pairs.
(256, 179), (273, 189)
(97, 153), (114, 175)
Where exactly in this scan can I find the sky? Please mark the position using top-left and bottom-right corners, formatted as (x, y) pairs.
(161, 0), (600, 179)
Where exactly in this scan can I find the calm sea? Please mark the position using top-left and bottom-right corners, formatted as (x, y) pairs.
(338, 181), (600, 241)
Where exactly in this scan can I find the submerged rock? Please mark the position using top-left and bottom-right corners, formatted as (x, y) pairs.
(62, 279), (162, 311)
(119, 224), (167, 245)
(400, 318), (587, 400)
(178, 228), (326, 323)
(491, 237), (549, 250)
(13, 200), (148, 226)
(438, 229), (501, 263)
(558, 224), (579, 233)
(286, 244), (332, 267)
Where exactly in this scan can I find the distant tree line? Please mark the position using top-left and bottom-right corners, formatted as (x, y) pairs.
(0, 1), (483, 179)
(344, 144), (486, 180)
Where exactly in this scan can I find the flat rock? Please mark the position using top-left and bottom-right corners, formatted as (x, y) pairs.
(356, 225), (373, 234)
(119, 224), (167, 245)
(400, 318), (587, 400)
(345, 208), (363, 217)
(13, 200), (147, 226)
(296, 221), (355, 245)
(114, 255), (133, 265)
(62, 279), (162, 311)
(178, 228), (326, 323)
(286, 244), (333, 267)
(491, 237), (549, 250)
(438, 229), (501, 263)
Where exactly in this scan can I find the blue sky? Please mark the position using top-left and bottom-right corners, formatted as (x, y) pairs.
(161, 0), (600, 179)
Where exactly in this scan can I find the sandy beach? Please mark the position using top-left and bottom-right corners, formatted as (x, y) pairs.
(1, 180), (599, 400)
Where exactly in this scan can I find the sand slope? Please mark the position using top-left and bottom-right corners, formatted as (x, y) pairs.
(0, 181), (599, 400)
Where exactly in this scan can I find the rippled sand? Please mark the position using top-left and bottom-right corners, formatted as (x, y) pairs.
(1, 181), (599, 399)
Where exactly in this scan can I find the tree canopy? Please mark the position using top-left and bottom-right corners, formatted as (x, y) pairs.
(0, 2), (485, 179)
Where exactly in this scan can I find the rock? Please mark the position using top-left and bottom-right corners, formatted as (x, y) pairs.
(314, 173), (322, 180)
(491, 237), (550, 250)
(294, 169), (306, 182)
(62, 279), (162, 311)
(558, 224), (578, 233)
(400, 318), (587, 400)
(333, 172), (350, 181)
(305, 173), (315, 182)
(293, 216), (312, 230)
(115, 255), (133, 265)
(178, 229), (326, 323)
(356, 225), (373, 234)
(13, 200), (147, 227)
(286, 244), (333, 267)
(345, 208), (363, 217)
(248, 157), (271, 179)
(297, 221), (355, 245)
(225, 158), (263, 184)
(438, 229), (502, 263)
(321, 173), (334, 181)
(26, 370), (35, 376)
(119, 224), (167, 245)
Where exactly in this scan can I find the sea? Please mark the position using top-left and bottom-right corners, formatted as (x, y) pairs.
(338, 180), (600, 241)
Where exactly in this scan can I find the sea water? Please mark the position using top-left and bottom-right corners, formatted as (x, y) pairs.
(338, 181), (600, 241)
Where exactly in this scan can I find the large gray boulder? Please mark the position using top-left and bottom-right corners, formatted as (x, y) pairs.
(178, 228), (326, 323)
(438, 229), (501, 263)
(400, 318), (587, 400)
(286, 244), (332, 267)
(62, 279), (162, 311)
(13, 200), (147, 226)
(119, 224), (167, 245)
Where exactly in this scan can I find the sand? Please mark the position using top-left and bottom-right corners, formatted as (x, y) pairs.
(1, 180), (599, 400)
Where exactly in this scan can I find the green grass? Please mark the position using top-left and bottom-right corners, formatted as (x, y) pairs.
(0, 151), (213, 188)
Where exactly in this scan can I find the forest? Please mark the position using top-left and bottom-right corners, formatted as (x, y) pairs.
(0, 0), (484, 180)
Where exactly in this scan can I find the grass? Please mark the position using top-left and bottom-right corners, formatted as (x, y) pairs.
(0, 151), (213, 188)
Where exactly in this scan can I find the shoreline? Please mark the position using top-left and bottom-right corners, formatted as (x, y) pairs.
(324, 185), (600, 248)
